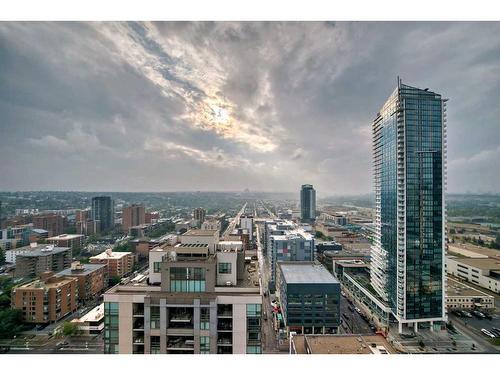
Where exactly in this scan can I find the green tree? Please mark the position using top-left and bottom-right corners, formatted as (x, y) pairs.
(0, 309), (24, 339)
(109, 276), (122, 286)
(0, 249), (5, 265)
(315, 231), (325, 239)
(62, 321), (79, 337)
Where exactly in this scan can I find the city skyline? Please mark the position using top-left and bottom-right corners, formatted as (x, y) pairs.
(1, 22), (500, 194)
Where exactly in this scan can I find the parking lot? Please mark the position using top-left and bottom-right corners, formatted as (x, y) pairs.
(452, 310), (500, 337)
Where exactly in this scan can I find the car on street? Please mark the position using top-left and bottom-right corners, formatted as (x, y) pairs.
(354, 307), (362, 314)
(56, 341), (69, 348)
(452, 310), (463, 317)
(461, 310), (472, 318)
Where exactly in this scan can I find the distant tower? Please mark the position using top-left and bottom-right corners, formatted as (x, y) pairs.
(192, 207), (206, 228)
(91, 196), (115, 233)
(300, 184), (316, 222)
(371, 78), (447, 333)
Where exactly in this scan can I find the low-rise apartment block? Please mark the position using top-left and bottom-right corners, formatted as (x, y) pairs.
(90, 249), (135, 278)
(11, 271), (78, 323)
(14, 244), (72, 277)
(56, 261), (108, 302)
(47, 233), (84, 253)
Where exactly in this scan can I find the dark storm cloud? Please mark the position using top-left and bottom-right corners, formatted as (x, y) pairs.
(0, 22), (499, 194)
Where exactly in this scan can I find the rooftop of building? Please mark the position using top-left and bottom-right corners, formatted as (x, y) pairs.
(182, 229), (219, 236)
(56, 262), (107, 277)
(47, 233), (84, 240)
(447, 277), (494, 298)
(16, 274), (76, 290)
(292, 334), (394, 354)
(72, 303), (105, 324)
(14, 244), (70, 257)
(270, 227), (313, 241)
(90, 249), (132, 260)
(448, 256), (500, 271)
(279, 262), (339, 285)
(448, 243), (500, 260)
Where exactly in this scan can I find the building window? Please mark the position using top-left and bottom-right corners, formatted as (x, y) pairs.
(200, 307), (210, 330)
(104, 302), (119, 354)
(153, 262), (161, 273)
(246, 304), (262, 354)
(150, 306), (160, 329)
(170, 267), (206, 292)
(200, 336), (210, 354)
(218, 263), (232, 274)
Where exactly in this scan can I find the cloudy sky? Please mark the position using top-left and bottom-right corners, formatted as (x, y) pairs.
(0, 22), (499, 195)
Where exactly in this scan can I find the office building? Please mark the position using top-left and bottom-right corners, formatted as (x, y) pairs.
(446, 278), (494, 310)
(56, 261), (108, 302)
(192, 208), (207, 228)
(446, 256), (500, 294)
(11, 271), (78, 323)
(371, 79), (447, 332)
(300, 184), (316, 223)
(90, 249), (135, 278)
(14, 244), (72, 278)
(122, 204), (146, 231)
(47, 233), (84, 253)
(239, 215), (254, 241)
(277, 262), (340, 335)
(104, 233), (261, 354)
(32, 214), (66, 237)
(91, 196), (115, 233)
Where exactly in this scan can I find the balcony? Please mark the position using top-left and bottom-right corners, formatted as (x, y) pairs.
(217, 320), (233, 331)
(167, 336), (194, 351)
(217, 304), (233, 318)
(168, 307), (194, 329)
(132, 303), (144, 317)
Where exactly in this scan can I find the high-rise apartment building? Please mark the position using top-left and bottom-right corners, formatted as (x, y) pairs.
(371, 79), (447, 332)
(104, 231), (262, 354)
(192, 207), (206, 228)
(91, 196), (115, 233)
(300, 184), (316, 222)
(122, 204), (146, 231)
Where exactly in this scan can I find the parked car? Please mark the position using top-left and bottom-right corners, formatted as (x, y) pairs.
(480, 329), (496, 338)
(452, 310), (463, 317)
(483, 312), (493, 320)
(471, 310), (485, 319)
(354, 307), (362, 314)
(461, 311), (472, 318)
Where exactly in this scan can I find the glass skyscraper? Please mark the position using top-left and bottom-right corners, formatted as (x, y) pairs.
(371, 79), (447, 332)
(300, 184), (316, 222)
(91, 196), (115, 233)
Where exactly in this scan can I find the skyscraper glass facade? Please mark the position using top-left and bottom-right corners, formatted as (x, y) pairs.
(372, 80), (446, 324)
(300, 184), (316, 222)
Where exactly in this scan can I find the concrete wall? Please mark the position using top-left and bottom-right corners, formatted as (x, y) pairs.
(216, 251), (237, 286)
